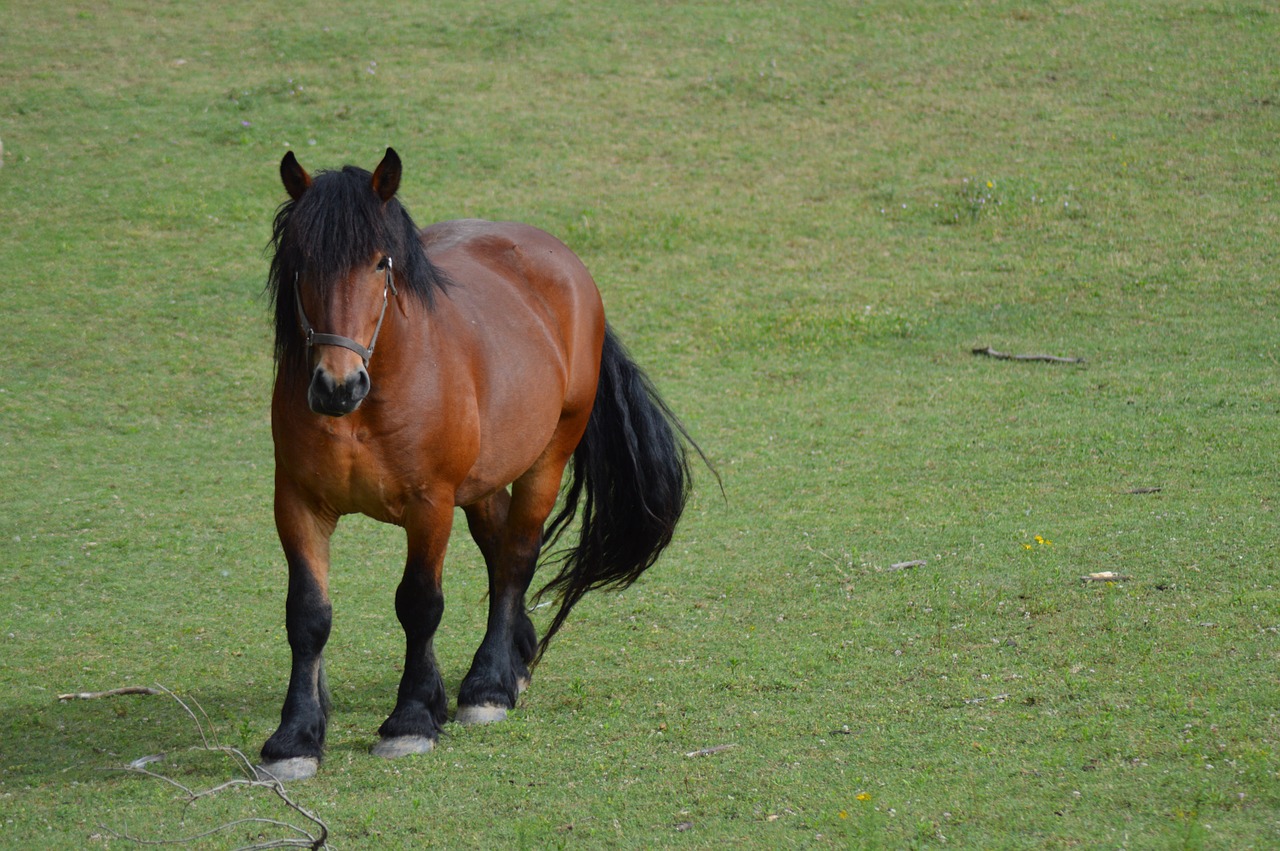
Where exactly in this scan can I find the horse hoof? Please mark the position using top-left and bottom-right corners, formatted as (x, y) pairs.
(371, 735), (435, 759)
(254, 757), (318, 782)
(455, 704), (509, 725)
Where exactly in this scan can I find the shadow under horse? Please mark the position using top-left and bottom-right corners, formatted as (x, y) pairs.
(257, 148), (703, 781)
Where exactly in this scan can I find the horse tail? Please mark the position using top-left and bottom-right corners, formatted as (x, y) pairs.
(535, 325), (704, 659)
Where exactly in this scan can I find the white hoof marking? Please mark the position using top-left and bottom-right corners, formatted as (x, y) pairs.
(255, 757), (318, 782)
(371, 735), (435, 759)
(455, 704), (509, 725)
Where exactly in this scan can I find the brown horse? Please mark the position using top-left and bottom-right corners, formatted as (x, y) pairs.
(257, 148), (699, 781)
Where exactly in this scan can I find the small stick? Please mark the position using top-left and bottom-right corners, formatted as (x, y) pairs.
(888, 560), (926, 571)
(963, 694), (1010, 705)
(58, 686), (163, 702)
(802, 543), (841, 564)
(972, 346), (1084, 364)
(1081, 572), (1132, 582)
(685, 744), (737, 758)
(1126, 487), (1162, 494)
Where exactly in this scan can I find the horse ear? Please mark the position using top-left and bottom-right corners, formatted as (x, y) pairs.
(280, 151), (311, 201)
(371, 148), (402, 203)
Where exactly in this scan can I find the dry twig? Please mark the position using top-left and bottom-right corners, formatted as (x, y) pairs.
(58, 686), (163, 701)
(685, 744), (737, 758)
(972, 346), (1084, 364)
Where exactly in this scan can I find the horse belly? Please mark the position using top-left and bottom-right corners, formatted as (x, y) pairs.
(454, 361), (566, 506)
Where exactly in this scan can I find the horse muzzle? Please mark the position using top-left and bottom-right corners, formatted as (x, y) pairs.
(308, 365), (370, 416)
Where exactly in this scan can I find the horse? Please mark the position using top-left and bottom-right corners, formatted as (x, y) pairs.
(256, 148), (700, 781)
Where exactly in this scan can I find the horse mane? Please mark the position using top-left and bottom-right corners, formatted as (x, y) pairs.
(265, 164), (450, 365)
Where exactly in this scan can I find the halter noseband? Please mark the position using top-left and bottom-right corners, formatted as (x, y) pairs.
(294, 258), (398, 366)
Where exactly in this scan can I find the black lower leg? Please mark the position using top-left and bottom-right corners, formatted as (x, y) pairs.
(262, 565), (332, 763)
(378, 572), (448, 740)
(458, 559), (539, 710)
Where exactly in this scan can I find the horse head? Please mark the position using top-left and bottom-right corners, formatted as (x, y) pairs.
(273, 148), (406, 416)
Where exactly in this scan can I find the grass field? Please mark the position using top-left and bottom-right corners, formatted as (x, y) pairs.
(2, 1), (1278, 847)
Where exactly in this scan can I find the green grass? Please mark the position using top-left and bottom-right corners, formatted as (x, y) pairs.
(2, 0), (1279, 847)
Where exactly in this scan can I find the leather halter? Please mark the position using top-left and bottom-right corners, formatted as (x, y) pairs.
(294, 258), (398, 366)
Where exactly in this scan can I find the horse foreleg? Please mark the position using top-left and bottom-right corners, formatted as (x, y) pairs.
(456, 474), (559, 724)
(373, 499), (453, 758)
(259, 485), (336, 782)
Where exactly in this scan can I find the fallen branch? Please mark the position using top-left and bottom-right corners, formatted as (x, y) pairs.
(100, 686), (328, 850)
(963, 694), (1010, 705)
(1081, 572), (1132, 583)
(1126, 486), (1162, 495)
(888, 560), (926, 572)
(58, 686), (163, 702)
(972, 346), (1084, 364)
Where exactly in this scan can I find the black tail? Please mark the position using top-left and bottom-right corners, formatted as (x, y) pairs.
(535, 326), (706, 658)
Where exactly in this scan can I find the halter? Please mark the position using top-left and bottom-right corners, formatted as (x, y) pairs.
(294, 258), (398, 366)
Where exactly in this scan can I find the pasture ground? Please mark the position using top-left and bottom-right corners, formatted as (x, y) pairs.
(1, 1), (1278, 847)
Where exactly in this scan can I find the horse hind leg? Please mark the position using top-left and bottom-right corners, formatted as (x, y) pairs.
(456, 478), (556, 724)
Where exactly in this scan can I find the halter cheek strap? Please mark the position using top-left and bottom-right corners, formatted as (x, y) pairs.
(294, 259), (398, 366)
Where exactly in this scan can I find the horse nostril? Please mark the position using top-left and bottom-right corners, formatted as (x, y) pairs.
(311, 366), (335, 394)
(350, 368), (370, 401)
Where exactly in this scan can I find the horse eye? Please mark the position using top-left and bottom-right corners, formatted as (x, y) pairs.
(375, 257), (388, 271)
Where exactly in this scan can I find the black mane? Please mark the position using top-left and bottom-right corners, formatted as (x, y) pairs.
(265, 164), (449, 365)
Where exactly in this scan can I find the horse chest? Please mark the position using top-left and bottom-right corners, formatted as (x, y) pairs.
(299, 420), (412, 520)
